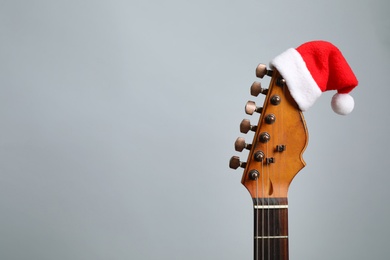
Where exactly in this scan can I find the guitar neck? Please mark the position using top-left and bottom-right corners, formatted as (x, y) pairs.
(253, 197), (289, 260)
(229, 41), (356, 260)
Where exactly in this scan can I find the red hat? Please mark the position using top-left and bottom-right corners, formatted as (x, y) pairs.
(270, 41), (358, 115)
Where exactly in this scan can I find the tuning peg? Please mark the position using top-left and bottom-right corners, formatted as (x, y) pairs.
(256, 64), (273, 78)
(234, 137), (252, 152)
(229, 156), (247, 170)
(245, 101), (262, 115)
(240, 119), (257, 133)
(250, 81), (268, 96)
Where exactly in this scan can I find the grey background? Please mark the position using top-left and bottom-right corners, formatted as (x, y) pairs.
(1, 0), (389, 259)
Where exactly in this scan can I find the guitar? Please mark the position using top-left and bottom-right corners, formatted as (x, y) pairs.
(229, 65), (308, 260)
(229, 41), (358, 260)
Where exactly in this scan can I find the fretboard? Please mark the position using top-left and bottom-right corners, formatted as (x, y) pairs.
(253, 197), (289, 260)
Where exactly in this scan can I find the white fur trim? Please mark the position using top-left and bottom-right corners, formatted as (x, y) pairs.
(331, 93), (354, 115)
(270, 48), (322, 111)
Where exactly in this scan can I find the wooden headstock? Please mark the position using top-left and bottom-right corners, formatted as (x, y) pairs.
(230, 65), (308, 199)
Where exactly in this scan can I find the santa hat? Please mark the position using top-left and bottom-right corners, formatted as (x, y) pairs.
(270, 41), (358, 115)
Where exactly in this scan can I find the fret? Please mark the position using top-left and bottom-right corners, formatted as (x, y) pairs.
(255, 236), (288, 239)
(253, 198), (289, 260)
(254, 205), (288, 209)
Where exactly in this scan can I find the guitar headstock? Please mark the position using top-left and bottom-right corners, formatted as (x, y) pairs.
(230, 64), (308, 198)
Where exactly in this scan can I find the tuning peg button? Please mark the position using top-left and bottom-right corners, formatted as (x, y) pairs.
(240, 119), (257, 133)
(256, 64), (273, 78)
(245, 101), (263, 115)
(255, 64), (267, 78)
(235, 137), (252, 152)
(250, 82), (268, 97)
(229, 156), (247, 170)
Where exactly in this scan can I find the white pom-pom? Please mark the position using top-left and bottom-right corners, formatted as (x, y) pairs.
(331, 93), (354, 115)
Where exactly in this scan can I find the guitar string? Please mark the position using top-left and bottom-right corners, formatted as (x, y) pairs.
(277, 83), (286, 259)
(278, 80), (289, 256)
(260, 77), (278, 260)
(267, 85), (272, 260)
(267, 74), (273, 260)
(256, 79), (267, 260)
(265, 82), (271, 260)
(262, 154), (266, 260)
(256, 133), (264, 260)
(255, 157), (263, 260)
(255, 166), (258, 260)
(283, 81), (287, 252)
(270, 78), (284, 259)
(255, 125), (260, 260)
(254, 140), (259, 260)
(266, 78), (273, 260)
(266, 140), (270, 260)
(262, 79), (272, 259)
